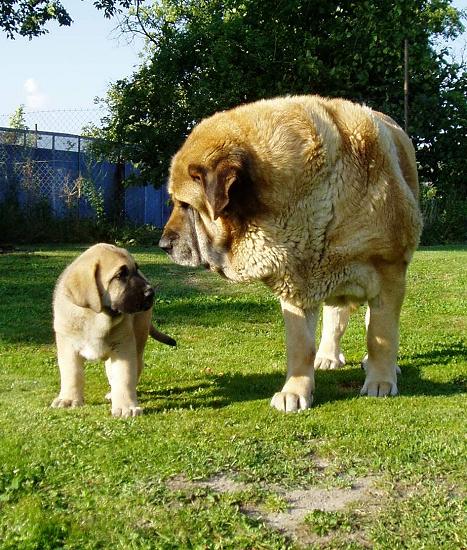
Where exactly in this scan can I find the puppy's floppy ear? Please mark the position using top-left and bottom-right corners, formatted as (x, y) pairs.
(189, 156), (244, 220)
(63, 259), (102, 313)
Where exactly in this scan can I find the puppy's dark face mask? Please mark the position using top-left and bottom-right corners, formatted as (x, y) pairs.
(103, 263), (154, 315)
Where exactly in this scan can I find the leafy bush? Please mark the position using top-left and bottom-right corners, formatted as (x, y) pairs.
(420, 184), (467, 245)
(0, 191), (162, 246)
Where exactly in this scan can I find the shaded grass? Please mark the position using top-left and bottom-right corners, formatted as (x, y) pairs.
(0, 244), (466, 548)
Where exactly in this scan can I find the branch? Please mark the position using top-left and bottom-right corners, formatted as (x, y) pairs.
(134, 0), (159, 46)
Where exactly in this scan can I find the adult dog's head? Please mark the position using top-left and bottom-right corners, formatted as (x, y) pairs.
(62, 243), (155, 314)
(159, 114), (263, 279)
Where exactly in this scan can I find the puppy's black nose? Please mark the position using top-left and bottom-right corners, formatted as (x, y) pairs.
(144, 287), (155, 300)
(159, 232), (177, 253)
(142, 286), (155, 310)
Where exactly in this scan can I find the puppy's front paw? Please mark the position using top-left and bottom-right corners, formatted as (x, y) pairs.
(51, 397), (83, 408)
(270, 392), (313, 412)
(111, 403), (143, 418)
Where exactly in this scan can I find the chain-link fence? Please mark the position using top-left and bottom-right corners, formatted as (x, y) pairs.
(0, 108), (105, 136)
(0, 125), (170, 242)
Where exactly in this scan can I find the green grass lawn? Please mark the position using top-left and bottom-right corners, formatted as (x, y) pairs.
(0, 244), (465, 549)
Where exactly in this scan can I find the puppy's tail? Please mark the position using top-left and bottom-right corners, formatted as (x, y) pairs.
(149, 325), (176, 347)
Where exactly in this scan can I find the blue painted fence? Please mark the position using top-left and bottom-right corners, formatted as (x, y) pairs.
(0, 127), (171, 228)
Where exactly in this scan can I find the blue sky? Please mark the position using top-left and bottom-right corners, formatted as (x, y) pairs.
(0, 0), (465, 134)
(0, 2), (144, 132)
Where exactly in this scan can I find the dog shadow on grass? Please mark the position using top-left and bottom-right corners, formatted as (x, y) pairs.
(140, 342), (466, 414)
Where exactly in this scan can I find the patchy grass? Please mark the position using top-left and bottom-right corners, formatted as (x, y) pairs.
(0, 244), (465, 549)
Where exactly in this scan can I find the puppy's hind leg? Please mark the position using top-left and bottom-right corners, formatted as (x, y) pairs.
(51, 333), (85, 408)
(104, 359), (112, 401)
(134, 310), (152, 385)
(136, 354), (144, 386)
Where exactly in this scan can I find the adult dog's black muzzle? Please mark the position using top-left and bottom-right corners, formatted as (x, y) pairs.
(159, 231), (178, 253)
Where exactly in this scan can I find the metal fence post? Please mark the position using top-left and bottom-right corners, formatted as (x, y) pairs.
(111, 156), (125, 225)
(77, 136), (81, 176)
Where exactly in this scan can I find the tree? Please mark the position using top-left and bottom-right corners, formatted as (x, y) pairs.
(82, 0), (464, 242)
(0, 0), (133, 39)
(413, 54), (467, 243)
(1, 104), (29, 145)
(8, 104), (28, 130)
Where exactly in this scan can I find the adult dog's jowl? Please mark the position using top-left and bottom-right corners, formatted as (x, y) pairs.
(159, 95), (422, 412)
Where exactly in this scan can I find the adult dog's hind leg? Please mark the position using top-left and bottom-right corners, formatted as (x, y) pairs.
(314, 304), (351, 370)
(360, 263), (406, 397)
(361, 305), (401, 375)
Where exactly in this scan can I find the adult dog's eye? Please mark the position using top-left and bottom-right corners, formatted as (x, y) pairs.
(115, 266), (129, 280)
(179, 201), (190, 210)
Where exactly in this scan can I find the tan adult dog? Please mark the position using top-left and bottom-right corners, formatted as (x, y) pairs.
(51, 243), (175, 417)
(159, 95), (422, 412)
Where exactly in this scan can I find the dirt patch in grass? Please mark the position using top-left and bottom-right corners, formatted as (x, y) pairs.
(166, 472), (381, 547)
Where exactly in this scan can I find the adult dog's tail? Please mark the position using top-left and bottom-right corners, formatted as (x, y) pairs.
(149, 325), (176, 347)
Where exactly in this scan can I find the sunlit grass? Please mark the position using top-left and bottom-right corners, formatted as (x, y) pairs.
(0, 245), (465, 548)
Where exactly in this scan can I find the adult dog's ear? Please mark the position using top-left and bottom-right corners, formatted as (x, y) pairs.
(189, 157), (245, 220)
(63, 259), (102, 313)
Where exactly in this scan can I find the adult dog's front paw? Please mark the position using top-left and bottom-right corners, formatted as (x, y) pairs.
(111, 402), (143, 418)
(270, 391), (313, 412)
(51, 397), (83, 408)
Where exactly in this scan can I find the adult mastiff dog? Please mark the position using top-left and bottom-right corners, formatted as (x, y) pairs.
(159, 95), (422, 412)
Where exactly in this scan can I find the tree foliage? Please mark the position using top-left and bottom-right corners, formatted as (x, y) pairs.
(91, 0), (465, 242)
(4, 0), (464, 242)
(0, 0), (133, 38)
(8, 104), (28, 130)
